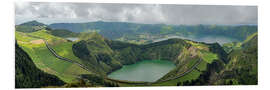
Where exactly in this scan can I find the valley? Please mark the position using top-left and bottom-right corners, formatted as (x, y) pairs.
(15, 21), (258, 87)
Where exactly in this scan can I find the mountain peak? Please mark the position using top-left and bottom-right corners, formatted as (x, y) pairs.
(20, 20), (46, 26)
(16, 20), (48, 33)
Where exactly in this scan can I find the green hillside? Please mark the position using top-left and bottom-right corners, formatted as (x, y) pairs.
(15, 21), (257, 87)
(16, 20), (48, 33)
(49, 29), (79, 38)
(216, 33), (258, 85)
(15, 41), (65, 88)
(15, 30), (91, 83)
(152, 40), (224, 86)
(222, 42), (242, 53)
(70, 32), (227, 86)
(20, 20), (47, 26)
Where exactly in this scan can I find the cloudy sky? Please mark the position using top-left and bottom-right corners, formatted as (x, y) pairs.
(15, 2), (257, 25)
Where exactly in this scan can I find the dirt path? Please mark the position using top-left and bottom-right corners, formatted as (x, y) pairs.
(31, 39), (44, 44)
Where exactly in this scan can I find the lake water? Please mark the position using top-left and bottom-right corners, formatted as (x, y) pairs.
(108, 60), (176, 82)
(153, 35), (238, 45)
(66, 37), (79, 41)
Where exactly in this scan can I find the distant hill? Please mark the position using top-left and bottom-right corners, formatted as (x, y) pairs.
(20, 20), (47, 26)
(49, 29), (79, 38)
(16, 21), (79, 38)
(16, 20), (48, 33)
(49, 21), (257, 42)
(15, 21), (258, 87)
(15, 41), (65, 88)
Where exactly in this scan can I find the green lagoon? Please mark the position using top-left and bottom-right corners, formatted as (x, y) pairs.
(108, 60), (176, 82)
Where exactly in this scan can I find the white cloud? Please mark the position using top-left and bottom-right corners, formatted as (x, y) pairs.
(15, 2), (257, 25)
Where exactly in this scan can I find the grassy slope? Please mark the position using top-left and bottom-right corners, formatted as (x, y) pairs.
(222, 32), (258, 53)
(15, 42), (65, 88)
(200, 51), (218, 63)
(222, 42), (242, 53)
(50, 42), (84, 64)
(15, 30), (91, 83)
(16, 29), (226, 86)
(69, 35), (216, 86)
(102, 38), (222, 86)
(73, 32), (123, 75)
(216, 33), (258, 85)
(153, 40), (220, 86)
(153, 70), (201, 86)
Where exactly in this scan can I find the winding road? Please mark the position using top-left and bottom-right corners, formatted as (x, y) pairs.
(156, 58), (202, 83)
(44, 40), (91, 72)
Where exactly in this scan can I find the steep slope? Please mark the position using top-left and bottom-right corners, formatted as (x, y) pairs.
(16, 21), (257, 87)
(15, 41), (65, 88)
(72, 32), (122, 75)
(15, 30), (91, 83)
(71, 32), (227, 86)
(16, 27), (230, 86)
(72, 34), (192, 76)
(222, 42), (242, 53)
(153, 40), (226, 86)
(216, 33), (258, 85)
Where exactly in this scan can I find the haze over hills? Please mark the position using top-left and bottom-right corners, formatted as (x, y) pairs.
(15, 20), (258, 87)
(48, 21), (257, 44)
(16, 20), (257, 45)
(14, 2), (258, 88)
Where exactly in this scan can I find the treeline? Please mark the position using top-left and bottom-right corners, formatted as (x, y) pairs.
(64, 74), (119, 87)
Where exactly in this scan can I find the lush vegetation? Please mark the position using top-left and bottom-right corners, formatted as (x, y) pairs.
(15, 41), (65, 88)
(49, 21), (257, 44)
(215, 33), (258, 85)
(49, 29), (79, 38)
(70, 32), (230, 87)
(15, 21), (258, 87)
(16, 20), (48, 33)
(222, 42), (242, 53)
(15, 30), (91, 83)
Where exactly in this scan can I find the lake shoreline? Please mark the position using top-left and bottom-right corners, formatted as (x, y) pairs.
(107, 60), (176, 82)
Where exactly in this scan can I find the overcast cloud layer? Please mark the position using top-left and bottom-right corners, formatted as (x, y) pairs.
(15, 2), (257, 25)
